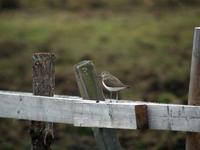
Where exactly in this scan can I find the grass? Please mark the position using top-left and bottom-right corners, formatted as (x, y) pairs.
(0, 8), (198, 99)
(0, 7), (199, 149)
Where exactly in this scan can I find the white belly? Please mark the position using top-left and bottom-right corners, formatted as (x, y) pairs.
(102, 81), (125, 92)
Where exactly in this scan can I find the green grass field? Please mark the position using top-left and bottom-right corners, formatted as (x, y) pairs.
(0, 7), (199, 149)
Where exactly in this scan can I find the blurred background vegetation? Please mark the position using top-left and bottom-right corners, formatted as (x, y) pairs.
(0, 0), (199, 149)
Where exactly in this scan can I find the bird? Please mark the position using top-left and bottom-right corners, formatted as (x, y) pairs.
(100, 71), (130, 99)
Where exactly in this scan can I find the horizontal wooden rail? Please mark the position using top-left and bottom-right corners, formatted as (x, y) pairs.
(0, 90), (200, 132)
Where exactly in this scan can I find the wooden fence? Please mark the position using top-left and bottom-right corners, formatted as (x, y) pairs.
(0, 27), (200, 150)
(1, 90), (200, 132)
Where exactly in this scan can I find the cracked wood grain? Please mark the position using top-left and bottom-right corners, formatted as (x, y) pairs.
(0, 91), (200, 132)
(74, 60), (122, 150)
(187, 27), (200, 150)
(31, 53), (55, 150)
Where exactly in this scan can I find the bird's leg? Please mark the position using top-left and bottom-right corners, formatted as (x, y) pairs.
(110, 92), (112, 99)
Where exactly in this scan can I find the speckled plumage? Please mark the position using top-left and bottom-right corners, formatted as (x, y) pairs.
(100, 71), (130, 92)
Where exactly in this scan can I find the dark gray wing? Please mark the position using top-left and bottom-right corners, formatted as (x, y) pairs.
(103, 75), (126, 87)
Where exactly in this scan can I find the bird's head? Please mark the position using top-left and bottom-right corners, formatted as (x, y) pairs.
(100, 71), (110, 78)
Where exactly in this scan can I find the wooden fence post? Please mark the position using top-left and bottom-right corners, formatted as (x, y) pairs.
(74, 60), (121, 150)
(186, 27), (200, 150)
(30, 53), (55, 150)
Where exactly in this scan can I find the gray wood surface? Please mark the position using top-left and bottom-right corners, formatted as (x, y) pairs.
(74, 60), (122, 150)
(0, 91), (200, 132)
(31, 53), (55, 150)
(73, 101), (144, 129)
(186, 27), (200, 150)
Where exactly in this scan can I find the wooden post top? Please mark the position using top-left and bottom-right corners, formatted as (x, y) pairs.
(193, 27), (200, 58)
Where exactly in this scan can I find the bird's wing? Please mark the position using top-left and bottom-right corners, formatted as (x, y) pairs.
(103, 75), (126, 88)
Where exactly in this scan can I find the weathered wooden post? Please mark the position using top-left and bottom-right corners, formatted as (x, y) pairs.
(30, 53), (55, 150)
(74, 60), (121, 150)
(186, 27), (200, 150)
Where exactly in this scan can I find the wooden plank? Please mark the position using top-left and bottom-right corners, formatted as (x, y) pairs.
(0, 91), (75, 124)
(74, 60), (122, 150)
(74, 101), (137, 129)
(74, 101), (200, 132)
(30, 53), (55, 150)
(186, 27), (200, 150)
(146, 103), (200, 132)
(0, 91), (200, 132)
